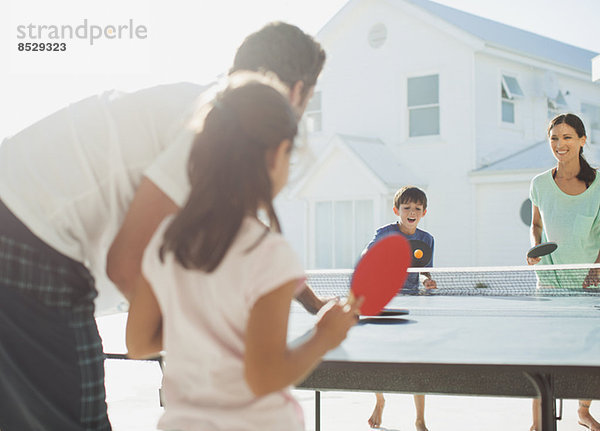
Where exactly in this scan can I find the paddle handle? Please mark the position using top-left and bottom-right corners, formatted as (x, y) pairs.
(346, 291), (362, 314)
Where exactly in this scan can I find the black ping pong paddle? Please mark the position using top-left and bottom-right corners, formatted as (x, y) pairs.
(377, 308), (409, 317)
(409, 239), (432, 267)
(527, 242), (557, 258)
(348, 235), (411, 316)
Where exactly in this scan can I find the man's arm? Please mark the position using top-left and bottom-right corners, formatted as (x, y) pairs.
(107, 176), (327, 309)
(126, 273), (163, 359)
(295, 283), (328, 314)
(107, 177), (178, 301)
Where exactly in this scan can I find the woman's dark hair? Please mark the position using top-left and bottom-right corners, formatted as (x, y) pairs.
(160, 81), (298, 271)
(548, 113), (595, 186)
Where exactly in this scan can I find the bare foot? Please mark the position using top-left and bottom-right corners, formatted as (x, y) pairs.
(415, 418), (429, 431)
(529, 426), (539, 431)
(578, 408), (600, 431)
(368, 398), (385, 428)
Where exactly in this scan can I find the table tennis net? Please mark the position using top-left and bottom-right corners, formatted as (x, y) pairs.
(306, 264), (600, 297)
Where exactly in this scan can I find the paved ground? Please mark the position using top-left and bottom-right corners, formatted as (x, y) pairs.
(105, 359), (596, 431)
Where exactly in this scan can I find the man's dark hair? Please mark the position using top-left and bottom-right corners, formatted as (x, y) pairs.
(230, 22), (326, 97)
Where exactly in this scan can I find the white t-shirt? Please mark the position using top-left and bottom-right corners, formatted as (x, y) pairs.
(143, 216), (306, 431)
(0, 82), (206, 276)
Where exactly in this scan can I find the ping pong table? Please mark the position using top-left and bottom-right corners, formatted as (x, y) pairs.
(292, 270), (600, 431)
(99, 268), (600, 431)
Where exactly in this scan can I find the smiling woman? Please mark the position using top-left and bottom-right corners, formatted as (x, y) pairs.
(528, 113), (600, 431)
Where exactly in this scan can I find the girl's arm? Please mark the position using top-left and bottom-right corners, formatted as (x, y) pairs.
(528, 204), (544, 265)
(244, 280), (360, 396)
(125, 274), (163, 359)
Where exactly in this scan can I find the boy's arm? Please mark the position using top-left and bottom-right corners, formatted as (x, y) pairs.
(361, 228), (385, 257)
(421, 236), (436, 289)
(422, 275), (436, 289)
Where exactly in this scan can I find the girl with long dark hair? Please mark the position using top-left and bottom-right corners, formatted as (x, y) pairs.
(126, 77), (360, 431)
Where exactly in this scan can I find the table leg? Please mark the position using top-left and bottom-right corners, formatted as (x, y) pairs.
(315, 390), (321, 431)
(525, 372), (556, 431)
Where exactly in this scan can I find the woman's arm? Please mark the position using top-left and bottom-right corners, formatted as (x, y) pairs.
(528, 204), (544, 265)
(244, 280), (360, 396)
(583, 250), (600, 288)
(125, 274), (163, 359)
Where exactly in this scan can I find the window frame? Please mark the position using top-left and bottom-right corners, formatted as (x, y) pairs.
(406, 73), (440, 138)
(500, 73), (524, 126)
(582, 102), (600, 144)
(304, 90), (322, 133)
(547, 90), (568, 120)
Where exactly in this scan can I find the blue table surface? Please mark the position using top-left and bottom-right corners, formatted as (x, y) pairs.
(98, 294), (600, 368)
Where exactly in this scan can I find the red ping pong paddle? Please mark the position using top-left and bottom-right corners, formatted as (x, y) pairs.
(527, 242), (558, 258)
(348, 235), (411, 316)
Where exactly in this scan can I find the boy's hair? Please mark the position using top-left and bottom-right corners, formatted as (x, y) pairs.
(160, 78), (298, 272)
(230, 22), (326, 99)
(394, 186), (427, 209)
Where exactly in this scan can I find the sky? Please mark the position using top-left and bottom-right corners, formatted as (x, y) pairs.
(1, 0), (599, 139)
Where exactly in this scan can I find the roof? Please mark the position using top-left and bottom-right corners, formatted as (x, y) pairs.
(403, 0), (597, 73)
(338, 134), (425, 187)
(474, 140), (554, 172)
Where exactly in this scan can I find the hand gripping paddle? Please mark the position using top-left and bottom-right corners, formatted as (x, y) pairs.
(409, 239), (432, 267)
(348, 235), (411, 316)
(527, 242), (558, 259)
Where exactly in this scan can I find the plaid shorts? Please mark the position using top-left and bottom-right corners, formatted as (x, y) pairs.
(0, 202), (111, 430)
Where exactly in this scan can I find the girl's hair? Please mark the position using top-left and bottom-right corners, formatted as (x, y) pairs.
(548, 113), (596, 186)
(160, 80), (298, 271)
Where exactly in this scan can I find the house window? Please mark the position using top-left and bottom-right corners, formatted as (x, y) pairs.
(547, 91), (568, 119)
(305, 91), (322, 133)
(407, 74), (439, 137)
(501, 74), (523, 124)
(315, 200), (374, 269)
(582, 103), (600, 143)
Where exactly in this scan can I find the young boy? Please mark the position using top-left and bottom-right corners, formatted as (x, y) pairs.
(364, 185), (436, 431)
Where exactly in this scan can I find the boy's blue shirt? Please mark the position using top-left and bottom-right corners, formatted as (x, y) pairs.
(364, 222), (434, 294)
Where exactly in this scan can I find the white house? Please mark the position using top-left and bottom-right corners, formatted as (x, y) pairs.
(277, 0), (600, 269)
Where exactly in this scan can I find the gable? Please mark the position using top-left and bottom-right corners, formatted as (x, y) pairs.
(296, 143), (387, 199)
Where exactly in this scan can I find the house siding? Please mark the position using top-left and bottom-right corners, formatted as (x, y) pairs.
(281, 0), (600, 269)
